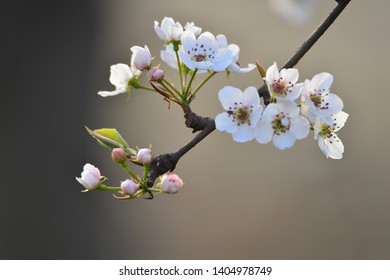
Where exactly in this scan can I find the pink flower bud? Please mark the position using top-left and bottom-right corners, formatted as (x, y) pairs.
(130, 45), (152, 71)
(147, 66), (164, 81)
(120, 179), (139, 195)
(76, 163), (101, 190)
(111, 147), (126, 164)
(137, 148), (152, 164)
(161, 174), (184, 194)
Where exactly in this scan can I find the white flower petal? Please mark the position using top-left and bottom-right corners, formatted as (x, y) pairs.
(216, 34), (228, 48)
(273, 131), (296, 150)
(332, 111), (349, 132)
(266, 62), (280, 84)
(285, 82), (303, 101)
(243, 86), (260, 107)
(218, 86), (243, 110)
(280, 68), (299, 84)
(232, 125), (255, 143)
(215, 112), (237, 134)
(278, 100), (299, 117)
(210, 48), (233, 72)
(322, 92), (344, 115)
(255, 122), (274, 144)
(109, 63), (132, 88)
(97, 89), (125, 97)
(301, 101), (317, 124)
(311, 72), (333, 92)
(290, 115), (310, 139)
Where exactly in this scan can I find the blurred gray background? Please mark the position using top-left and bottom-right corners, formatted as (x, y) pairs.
(2, 0), (390, 259)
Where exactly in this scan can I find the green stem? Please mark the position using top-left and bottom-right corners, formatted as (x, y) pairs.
(160, 79), (182, 100)
(184, 69), (198, 101)
(135, 84), (156, 92)
(143, 163), (149, 188)
(121, 163), (140, 183)
(98, 184), (121, 191)
(175, 49), (185, 94)
(148, 187), (163, 193)
(190, 71), (216, 100)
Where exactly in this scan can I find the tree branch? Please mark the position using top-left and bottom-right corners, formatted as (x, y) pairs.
(146, 0), (352, 191)
(258, 0), (351, 104)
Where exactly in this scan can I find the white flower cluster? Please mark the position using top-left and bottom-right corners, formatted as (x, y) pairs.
(215, 62), (348, 159)
(98, 17), (256, 98)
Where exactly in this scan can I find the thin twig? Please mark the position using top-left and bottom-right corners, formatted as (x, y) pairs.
(258, 0), (351, 104)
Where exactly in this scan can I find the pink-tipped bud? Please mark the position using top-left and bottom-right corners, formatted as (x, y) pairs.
(161, 174), (184, 194)
(147, 66), (164, 81)
(137, 148), (152, 164)
(120, 179), (139, 195)
(111, 147), (126, 164)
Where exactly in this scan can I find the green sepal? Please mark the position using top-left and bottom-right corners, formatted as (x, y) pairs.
(85, 126), (129, 150)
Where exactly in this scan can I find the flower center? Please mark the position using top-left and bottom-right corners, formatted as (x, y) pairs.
(270, 78), (293, 97)
(227, 102), (253, 126)
(310, 92), (329, 110)
(272, 113), (290, 134)
(187, 43), (216, 62)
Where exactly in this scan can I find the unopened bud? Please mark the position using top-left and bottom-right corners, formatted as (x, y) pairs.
(161, 173), (184, 194)
(112, 147), (126, 164)
(76, 163), (101, 190)
(137, 148), (152, 164)
(120, 179), (139, 195)
(147, 66), (165, 81)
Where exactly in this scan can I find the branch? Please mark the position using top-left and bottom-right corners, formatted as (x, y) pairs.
(258, 0), (352, 104)
(146, 110), (215, 188)
(146, 0), (352, 190)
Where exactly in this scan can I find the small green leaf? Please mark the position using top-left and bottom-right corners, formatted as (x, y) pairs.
(85, 126), (129, 150)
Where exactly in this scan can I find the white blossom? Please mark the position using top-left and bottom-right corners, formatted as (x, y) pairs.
(255, 101), (310, 150)
(98, 64), (141, 97)
(265, 62), (303, 101)
(179, 30), (233, 72)
(301, 72), (343, 126)
(314, 111), (348, 159)
(154, 17), (183, 42)
(215, 86), (263, 143)
(76, 163), (101, 190)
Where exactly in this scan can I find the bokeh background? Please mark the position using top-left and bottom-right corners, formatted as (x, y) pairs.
(2, 0), (390, 259)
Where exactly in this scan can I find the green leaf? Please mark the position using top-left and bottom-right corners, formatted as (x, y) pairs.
(85, 126), (129, 150)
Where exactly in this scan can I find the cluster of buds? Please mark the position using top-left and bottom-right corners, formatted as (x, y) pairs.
(76, 128), (184, 200)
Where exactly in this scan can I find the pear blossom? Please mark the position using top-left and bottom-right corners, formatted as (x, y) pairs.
(179, 30), (234, 72)
(161, 174), (184, 194)
(269, 0), (319, 26)
(161, 44), (207, 73)
(154, 17), (184, 42)
(147, 66), (164, 81)
(265, 62), (303, 101)
(120, 179), (139, 195)
(137, 148), (152, 164)
(98, 63), (141, 97)
(314, 111), (348, 159)
(255, 101), (310, 149)
(215, 86), (263, 143)
(301, 72), (343, 126)
(216, 34), (256, 73)
(130, 45), (152, 71)
(76, 163), (101, 190)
